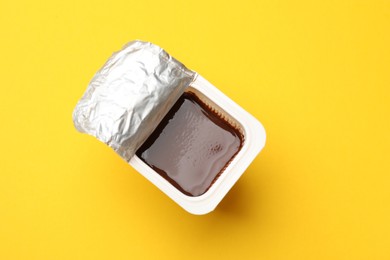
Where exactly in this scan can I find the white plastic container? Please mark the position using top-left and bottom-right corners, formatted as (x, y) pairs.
(73, 41), (266, 215)
(129, 74), (266, 215)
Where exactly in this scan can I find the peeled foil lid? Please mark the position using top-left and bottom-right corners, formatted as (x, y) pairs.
(73, 40), (197, 161)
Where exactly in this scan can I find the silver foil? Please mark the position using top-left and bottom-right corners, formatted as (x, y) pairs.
(73, 40), (197, 161)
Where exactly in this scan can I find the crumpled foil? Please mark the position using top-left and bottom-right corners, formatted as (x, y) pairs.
(73, 40), (197, 161)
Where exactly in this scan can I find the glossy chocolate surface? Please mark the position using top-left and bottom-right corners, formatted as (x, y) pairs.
(136, 92), (243, 196)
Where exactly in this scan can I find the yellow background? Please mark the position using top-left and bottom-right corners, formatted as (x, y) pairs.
(1, 0), (389, 259)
